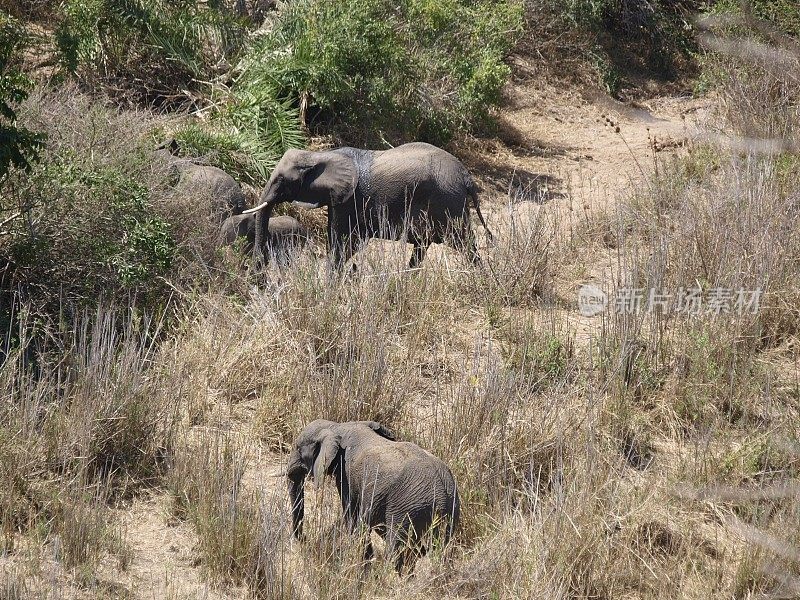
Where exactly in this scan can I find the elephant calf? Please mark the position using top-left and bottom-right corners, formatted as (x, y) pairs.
(218, 214), (308, 266)
(287, 419), (460, 573)
(172, 161), (247, 222)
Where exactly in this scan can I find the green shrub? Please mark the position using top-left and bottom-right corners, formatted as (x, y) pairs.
(0, 88), (184, 321)
(530, 0), (699, 94)
(55, 0), (244, 104)
(7, 163), (175, 310)
(710, 0), (800, 37)
(237, 0), (524, 143)
(170, 87), (305, 186)
(0, 11), (43, 182)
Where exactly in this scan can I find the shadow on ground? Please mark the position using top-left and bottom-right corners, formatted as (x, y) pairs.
(467, 153), (565, 204)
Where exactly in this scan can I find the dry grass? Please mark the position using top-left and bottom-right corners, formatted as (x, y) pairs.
(150, 162), (795, 598)
(3, 160), (799, 597)
(166, 429), (295, 596)
(0, 306), (179, 592)
(1, 10), (799, 599)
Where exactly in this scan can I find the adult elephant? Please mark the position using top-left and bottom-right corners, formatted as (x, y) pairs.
(155, 139), (247, 222)
(287, 419), (460, 573)
(243, 143), (492, 268)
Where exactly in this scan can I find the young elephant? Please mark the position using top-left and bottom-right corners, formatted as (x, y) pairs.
(218, 214), (308, 266)
(287, 419), (460, 572)
(172, 161), (248, 221)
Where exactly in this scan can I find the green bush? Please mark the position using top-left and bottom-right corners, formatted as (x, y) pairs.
(710, 0), (800, 37)
(7, 162), (175, 309)
(55, 0), (244, 103)
(531, 0), (700, 95)
(237, 0), (524, 143)
(0, 88), (186, 323)
(170, 87), (305, 186)
(0, 11), (43, 182)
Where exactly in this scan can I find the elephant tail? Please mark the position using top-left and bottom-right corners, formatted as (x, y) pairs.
(468, 183), (493, 242)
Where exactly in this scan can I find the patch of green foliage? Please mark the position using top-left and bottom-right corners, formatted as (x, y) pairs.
(55, 0), (244, 103)
(237, 0), (524, 143)
(7, 162), (175, 310)
(51, 0), (524, 171)
(710, 0), (800, 37)
(170, 88), (305, 186)
(501, 318), (574, 389)
(0, 11), (43, 182)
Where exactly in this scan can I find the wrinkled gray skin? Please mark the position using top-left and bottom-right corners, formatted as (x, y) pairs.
(287, 419), (460, 573)
(218, 214), (308, 266)
(244, 142), (492, 269)
(155, 141), (247, 222)
(171, 161), (247, 222)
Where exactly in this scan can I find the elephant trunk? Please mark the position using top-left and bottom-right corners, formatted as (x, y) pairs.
(253, 202), (274, 269)
(286, 449), (307, 539)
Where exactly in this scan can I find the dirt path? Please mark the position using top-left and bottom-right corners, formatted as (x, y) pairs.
(114, 495), (240, 600)
(458, 69), (713, 346)
(467, 75), (712, 213)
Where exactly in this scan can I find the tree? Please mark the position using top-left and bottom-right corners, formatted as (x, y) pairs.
(0, 11), (44, 236)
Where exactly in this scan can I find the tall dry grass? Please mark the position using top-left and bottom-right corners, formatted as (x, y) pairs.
(2, 9), (800, 598)
(4, 151), (797, 597)
(0, 305), (178, 589)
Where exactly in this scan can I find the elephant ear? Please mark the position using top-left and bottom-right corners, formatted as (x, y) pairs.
(306, 151), (357, 206)
(362, 421), (396, 441)
(312, 429), (341, 487)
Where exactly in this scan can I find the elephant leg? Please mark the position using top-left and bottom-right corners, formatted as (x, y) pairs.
(464, 237), (480, 265)
(349, 517), (374, 565)
(358, 534), (375, 580)
(386, 520), (419, 575)
(392, 540), (418, 575)
(363, 535), (375, 562)
(328, 207), (362, 270)
(330, 234), (360, 271)
(253, 206), (273, 271)
(409, 241), (428, 269)
(406, 221), (433, 269)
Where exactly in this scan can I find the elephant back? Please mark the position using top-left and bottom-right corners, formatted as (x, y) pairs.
(268, 215), (306, 235)
(174, 163), (248, 219)
(379, 444), (459, 531)
(370, 442), (457, 498)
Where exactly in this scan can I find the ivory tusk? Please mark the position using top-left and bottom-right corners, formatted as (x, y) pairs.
(242, 200), (270, 215)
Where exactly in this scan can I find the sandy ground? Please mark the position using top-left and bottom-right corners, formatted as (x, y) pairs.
(458, 59), (713, 347)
